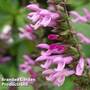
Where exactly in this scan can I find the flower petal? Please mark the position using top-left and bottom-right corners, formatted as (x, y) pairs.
(76, 57), (84, 76)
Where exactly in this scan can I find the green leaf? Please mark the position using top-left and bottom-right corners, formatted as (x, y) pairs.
(54, 78), (74, 90)
(0, 0), (18, 14)
(18, 85), (34, 90)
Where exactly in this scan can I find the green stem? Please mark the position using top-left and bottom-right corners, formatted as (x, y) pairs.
(62, 0), (83, 57)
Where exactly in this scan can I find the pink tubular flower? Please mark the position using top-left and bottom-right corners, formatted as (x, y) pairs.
(54, 56), (73, 71)
(36, 49), (74, 86)
(76, 32), (90, 44)
(19, 55), (36, 84)
(23, 55), (35, 65)
(70, 11), (87, 23)
(37, 43), (65, 54)
(36, 43), (73, 70)
(36, 42), (86, 86)
(37, 43), (49, 49)
(49, 44), (65, 53)
(19, 55), (37, 85)
(36, 54), (73, 70)
(27, 4), (40, 11)
(48, 34), (59, 40)
(19, 55), (37, 83)
(19, 55), (35, 73)
(76, 57), (84, 76)
(19, 25), (36, 40)
(20, 3), (90, 87)
(83, 8), (90, 20)
(43, 69), (74, 86)
(19, 63), (31, 73)
(36, 44), (65, 66)
(26, 4), (60, 30)
(70, 8), (90, 23)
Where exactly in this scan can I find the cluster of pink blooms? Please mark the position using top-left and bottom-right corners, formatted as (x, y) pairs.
(27, 4), (59, 29)
(19, 25), (36, 40)
(70, 8), (90, 23)
(35, 41), (89, 86)
(20, 4), (59, 40)
(19, 55), (37, 84)
(19, 3), (90, 87)
(20, 55), (37, 78)
(20, 43), (86, 86)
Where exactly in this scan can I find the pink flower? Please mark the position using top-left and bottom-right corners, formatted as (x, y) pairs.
(70, 11), (87, 23)
(83, 8), (90, 20)
(43, 69), (74, 86)
(27, 4), (60, 29)
(19, 25), (36, 40)
(54, 56), (73, 71)
(49, 44), (65, 52)
(36, 50), (73, 69)
(76, 32), (90, 44)
(70, 8), (90, 23)
(19, 55), (35, 73)
(37, 43), (49, 49)
(48, 34), (59, 40)
(19, 63), (32, 73)
(23, 55), (35, 65)
(19, 55), (37, 83)
(36, 42), (75, 87)
(76, 57), (84, 76)
(37, 43), (65, 54)
(26, 4), (41, 11)
(36, 43), (73, 70)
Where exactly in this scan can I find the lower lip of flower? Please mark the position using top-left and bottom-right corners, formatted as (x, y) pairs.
(49, 44), (65, 51)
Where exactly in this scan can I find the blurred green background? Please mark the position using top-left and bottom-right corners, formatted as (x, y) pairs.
(0, 0), (90, 90)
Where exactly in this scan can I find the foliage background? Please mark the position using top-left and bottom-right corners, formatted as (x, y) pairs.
(0, 0), (90, 90)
